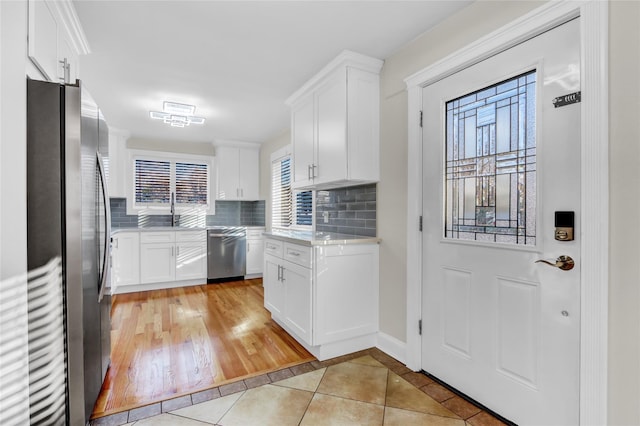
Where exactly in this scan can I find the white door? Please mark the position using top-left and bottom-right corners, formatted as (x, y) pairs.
(421, 19), (580, 425)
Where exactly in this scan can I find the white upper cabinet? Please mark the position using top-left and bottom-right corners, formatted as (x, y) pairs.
(216, 146), (260, 200)
(286, 50), (383, 190)
(28, 0), (58, 81)
(27, 0), (88, 83)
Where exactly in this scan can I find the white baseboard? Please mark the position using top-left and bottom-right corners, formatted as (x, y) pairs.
(376, 332), (407, 365)
(112, 278), (205, 294)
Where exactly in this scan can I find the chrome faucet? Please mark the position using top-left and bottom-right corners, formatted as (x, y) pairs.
(170, 192), (176, 227)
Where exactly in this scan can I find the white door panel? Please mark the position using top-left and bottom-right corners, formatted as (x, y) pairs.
(422, 18), (580, 426)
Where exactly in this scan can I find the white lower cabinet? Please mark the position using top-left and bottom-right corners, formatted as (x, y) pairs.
(140, 242), (175, 284)
(111, 231), (140, 289)
(112, 229), (207, 293)
(263, 237), (379, 360)
(175, 231), (207, 281)
(282, 259), (312, 344)
(264, 254), (285, 318)
(246, 228), (265, 276)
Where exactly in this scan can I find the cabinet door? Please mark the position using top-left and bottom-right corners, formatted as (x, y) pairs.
(112, 232), (140, 287)
(283, 260), (312, 345)
(28, 0), (59, 81)
(246, 238), (264, 275)
(216, 146), (240, 200)
(263, 254), (284, 319)
(140, 243), (175, 283)
(315, 71), (347, 186)
(291, 96), (315, 188)
(175, 242), (207, 281)
(239, 148), (259, 200)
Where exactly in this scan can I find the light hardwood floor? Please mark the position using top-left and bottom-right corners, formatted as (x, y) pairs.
(92, 278), (314, 418)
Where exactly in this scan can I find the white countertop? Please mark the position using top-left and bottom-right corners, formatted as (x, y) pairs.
(263, 229), (380, 246)
(112, 226), (265, 235)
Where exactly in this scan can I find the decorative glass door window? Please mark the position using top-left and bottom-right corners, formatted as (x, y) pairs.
(444, 70), (536, 245)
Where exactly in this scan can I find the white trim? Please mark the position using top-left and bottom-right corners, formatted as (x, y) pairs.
(285, 50), (383, 106)
(52, 0), (90, 56)
(213, 139), (261, 150)
(113, 278), (205, 294)
(126, 149), (215, 216)
(404, 1), (608, 424)
(270, 144), (292, 162)
(376, 332), (406, 365)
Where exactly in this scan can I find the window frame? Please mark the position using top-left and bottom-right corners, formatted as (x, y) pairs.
(270, 145), (313, 231)
(126, 149), (214, 215)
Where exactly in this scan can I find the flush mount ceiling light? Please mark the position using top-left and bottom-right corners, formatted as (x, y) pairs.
(149, 101), (205, 128)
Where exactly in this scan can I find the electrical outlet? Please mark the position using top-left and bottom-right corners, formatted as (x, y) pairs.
(322, 211), (329, 223)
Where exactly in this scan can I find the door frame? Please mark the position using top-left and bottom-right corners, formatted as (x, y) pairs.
(404, 1), (608, 424)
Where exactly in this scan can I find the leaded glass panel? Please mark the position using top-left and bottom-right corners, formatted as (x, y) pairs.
(445, 71), (536, 245)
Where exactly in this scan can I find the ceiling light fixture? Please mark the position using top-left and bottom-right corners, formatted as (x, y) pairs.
(149, 101), (205, 128)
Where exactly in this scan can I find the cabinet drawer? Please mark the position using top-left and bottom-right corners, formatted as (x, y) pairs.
(175, 230), (206, 242)
(264, 239), (283, 257)
(140, 231), (175, 244)
(284, 243), (312, 268)
(246, 228), (265, 239)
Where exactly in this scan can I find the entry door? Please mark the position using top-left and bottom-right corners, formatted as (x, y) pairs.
(421, 19), (580, 425)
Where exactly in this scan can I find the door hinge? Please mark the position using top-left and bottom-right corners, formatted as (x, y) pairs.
(419, 110), (423, 128)
(419, 215), (423, 232)
(418, 319), (422, 335)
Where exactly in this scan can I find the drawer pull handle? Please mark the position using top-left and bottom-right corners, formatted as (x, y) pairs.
(289, 251), (300, 257)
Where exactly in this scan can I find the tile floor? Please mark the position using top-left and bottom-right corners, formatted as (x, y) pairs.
(91, 349), (508, 426)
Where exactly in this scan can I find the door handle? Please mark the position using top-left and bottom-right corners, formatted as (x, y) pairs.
(535, 255), (575, 271)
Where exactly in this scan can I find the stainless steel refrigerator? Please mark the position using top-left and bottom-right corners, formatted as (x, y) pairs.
(27, 78), (111, 425)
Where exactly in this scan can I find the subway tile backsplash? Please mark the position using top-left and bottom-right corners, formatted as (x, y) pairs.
(110, 198), (265, 229)
(315, 183), (377, 237)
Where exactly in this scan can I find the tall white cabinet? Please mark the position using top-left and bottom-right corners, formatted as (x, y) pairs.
(286, 50), (383, 190)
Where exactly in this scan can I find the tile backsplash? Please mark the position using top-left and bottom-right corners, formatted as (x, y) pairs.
(110, 198), (265, 229)
(315, 184), (376, 237)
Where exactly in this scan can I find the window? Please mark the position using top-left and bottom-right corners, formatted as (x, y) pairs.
(271, 155), (312, 229)
(133, 156), (210, 209)
(444, 70), (536, 245)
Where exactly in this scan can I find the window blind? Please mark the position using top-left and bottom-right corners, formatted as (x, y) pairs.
(134, 158), (210, 208)
(271, 157), (292, 227)
(135, 159), (170, 204)
(295, 191), (313, 226)
(176, 162), (208, 205)
(271, 155), (312, 228)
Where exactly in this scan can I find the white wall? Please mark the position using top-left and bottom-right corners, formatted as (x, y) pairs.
(608, 1), (640, 423)
(127, 137), (215, 157)
(0, 0), (31, 423)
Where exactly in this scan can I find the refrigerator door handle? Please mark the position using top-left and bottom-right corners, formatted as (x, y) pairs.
(97, 152), (111, 303)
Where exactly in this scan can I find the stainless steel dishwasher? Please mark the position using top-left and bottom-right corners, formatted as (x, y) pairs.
(207, 227), (246, 281)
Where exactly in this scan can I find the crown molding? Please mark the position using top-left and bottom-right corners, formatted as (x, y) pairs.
(285, 50), (384, 106)
(50, 0), (90, 55)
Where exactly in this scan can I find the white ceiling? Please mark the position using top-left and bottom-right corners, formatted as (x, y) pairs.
(73, 1), (472, 145)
